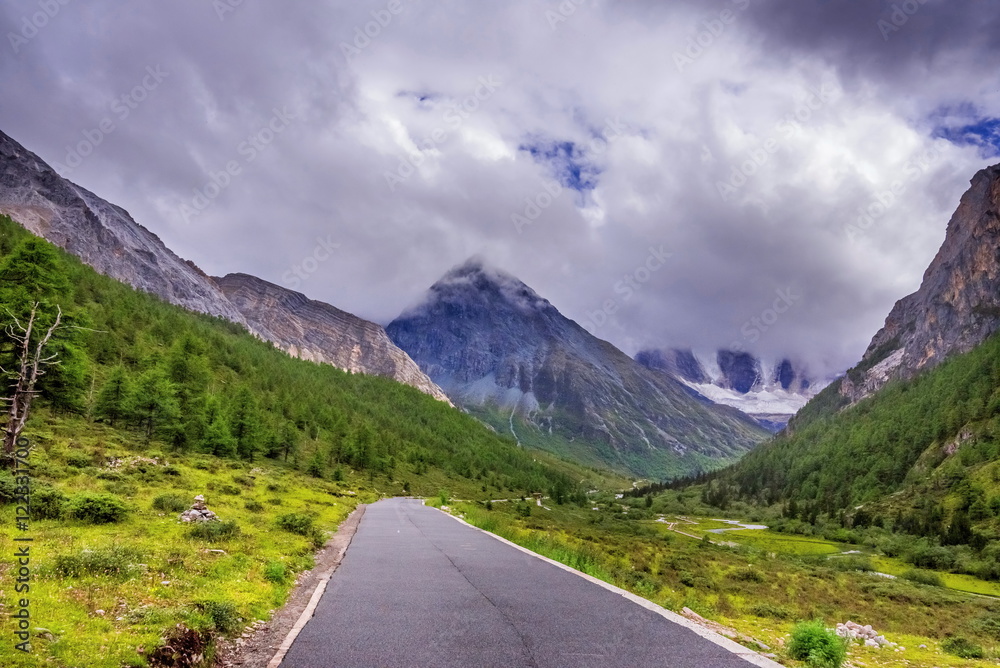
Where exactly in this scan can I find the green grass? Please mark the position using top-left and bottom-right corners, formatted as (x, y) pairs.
(0, 417), (373, 668)
(716, 530), (844, 557)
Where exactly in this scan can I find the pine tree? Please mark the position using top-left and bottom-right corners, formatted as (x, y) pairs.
(279, 420), (299, 461)
(93, 366), (132, 427)
(130, 366), (180, 441)
(230, 386), (261, 461)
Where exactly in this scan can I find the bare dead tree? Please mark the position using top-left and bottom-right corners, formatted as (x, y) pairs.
(1, 303), (63, 458)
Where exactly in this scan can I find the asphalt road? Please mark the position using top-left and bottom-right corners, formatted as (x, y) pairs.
(280, 498), (767, 668)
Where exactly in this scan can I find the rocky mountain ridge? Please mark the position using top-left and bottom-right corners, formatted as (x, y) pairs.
(0, 129), (447, 402)
(386, 258), (769, 478)
(841, 162), (1000, 402)
(214, 273), (450, 403)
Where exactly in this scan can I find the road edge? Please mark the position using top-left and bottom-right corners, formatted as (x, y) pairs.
(263, 504), (367, 668)
(434, 505), (785, 668)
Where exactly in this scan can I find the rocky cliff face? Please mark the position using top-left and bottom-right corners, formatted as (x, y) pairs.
(841, 162), (1000, 402)
(636, 348), (817, 432)
(0, 130), (247, 324)
(214, 274), (450, 403)
(0, 128), (449, 402)
(386, 258), (769, 477)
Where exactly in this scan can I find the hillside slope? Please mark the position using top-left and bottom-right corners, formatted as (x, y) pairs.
(716, 161), (1000, 525)
(214, 273), (450, 403)
(0, 128), (447, 401)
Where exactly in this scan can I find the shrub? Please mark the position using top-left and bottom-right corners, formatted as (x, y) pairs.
(188, 520), (241, 541)
(152, 493), (189, 513)
(32, 485), (67, 520)
(277, 513), (325, 547)
(103, 481), (139, 497)
(748, 602), (793, 620)
(231, 474), (255, 488)
(264, 561), (288, 584)
(244, 500), (265, 512)
(54, 546), (144, 578)
(64, 451), (93, 468)
(216, 484), (241, 496)
(966, 614), (1000, 641)
(901, 569), (943, 587)
(194, 460), (212, 470)
(941, 636), (985, 659)
(728, 567), (766, 583)
(0, 471), (18, 503)
(829, 556), (873, 572)
(276, 513), (315, 536)
(196, 600), (241, 634)
(67, 493), (128, 524)
(788, 620), (847, 668)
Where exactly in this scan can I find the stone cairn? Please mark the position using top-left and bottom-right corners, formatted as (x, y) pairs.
(179, 495), (218, 523)
(835, 621), (896, 648)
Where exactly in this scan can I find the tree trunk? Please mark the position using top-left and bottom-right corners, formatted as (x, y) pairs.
(2, 304), (62, 462)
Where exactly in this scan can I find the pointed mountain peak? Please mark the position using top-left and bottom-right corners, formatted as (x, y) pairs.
(418, 256), (552, 314)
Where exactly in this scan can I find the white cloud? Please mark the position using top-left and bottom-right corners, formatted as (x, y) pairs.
(1, 0), (998, 379)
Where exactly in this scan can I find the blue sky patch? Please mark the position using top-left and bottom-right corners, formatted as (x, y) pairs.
(933, 115), (1000, 157)
(518, 138), (601, 192)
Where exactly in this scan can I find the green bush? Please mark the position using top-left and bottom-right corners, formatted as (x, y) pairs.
(966, 614), (1000, 641)
(32, 485), (67, 519)
(728, 567), (766, 583)
(188, 520), (241, 541)
(942, 636), (985, 659)
(829, 556), (873, 572)
(263, 561), (288, 584)
(0, 470), (18, 503)
(748, 602), (794, 620)
(231, 474), (255, 488)
(151, 493), (189, 513)
(244, 500), (265, 512)
(64, 451), (93, 468)
(103, 481), (139, 497)
(901, 569), (943, 587)
(788, 620), (847, 668)
(217, 484), (241, 496)
(54, 546), (145, 578)
(196, 600), (241, 634)
(66, 493), (128, 524)
(276, 513), (315, 536)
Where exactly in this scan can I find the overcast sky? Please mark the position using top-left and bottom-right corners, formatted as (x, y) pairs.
(3, 0), (999, 379)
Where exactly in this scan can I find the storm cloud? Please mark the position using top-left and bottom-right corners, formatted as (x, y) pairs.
(2, 0), (999, 380)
